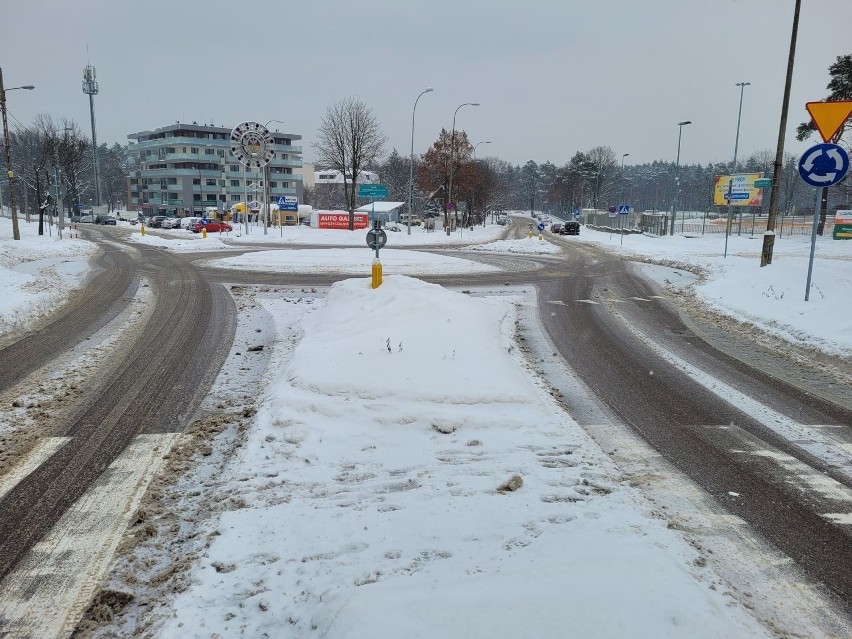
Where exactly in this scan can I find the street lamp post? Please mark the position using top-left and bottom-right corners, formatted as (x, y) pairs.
(471, 140), (491, 227)
(724, 82), (750, 257)
(446, 102), (479, 235)
(669, 120), (691, 236)
(621, 153), (630, 231)
(408, 88), (433, 236)
(264, 119), (288, 235)
(0, 67), (35, 240)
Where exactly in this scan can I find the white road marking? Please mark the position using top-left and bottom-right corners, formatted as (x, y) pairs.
(623, 324), (852, 481)
(629, 297), (651, 302)
(0, 437), (71, 501)
(0, 432), (181, 639)
(822, 513), (852, 525)
(743, 448), (852, 503)
(546, 300), (568, 306)
(576, 299), (600, 305)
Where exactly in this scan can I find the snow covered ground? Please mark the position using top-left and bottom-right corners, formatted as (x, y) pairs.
(3, 214), (851, 637)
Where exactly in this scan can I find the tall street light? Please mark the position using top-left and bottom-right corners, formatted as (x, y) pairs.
(621, 153), (629, 201)
(408, 87), (433, 236)
(264, 119), (288, 235)
(446, 101), (479, 235)
(669, 120), (691, 236)
(0, 67), (35, 240)
(472, 140), (491, 226)
(724, 82), (750, 257)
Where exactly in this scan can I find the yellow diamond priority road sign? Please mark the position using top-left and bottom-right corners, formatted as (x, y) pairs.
(805, 101), (852, 143)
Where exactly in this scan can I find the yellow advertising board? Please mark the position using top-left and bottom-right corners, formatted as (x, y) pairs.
(713, 173), (765, 207)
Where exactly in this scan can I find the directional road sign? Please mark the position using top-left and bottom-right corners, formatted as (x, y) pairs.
(754, 178), (773, 188)
(724, 193), (750, 200)
(277, 195), (298, 211)
(366, 227), (387, 250)
(358, 184), (388, 199)
(798, 143), (849, 188)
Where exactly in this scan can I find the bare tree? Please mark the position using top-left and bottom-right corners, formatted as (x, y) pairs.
(314, 97), (387, 230)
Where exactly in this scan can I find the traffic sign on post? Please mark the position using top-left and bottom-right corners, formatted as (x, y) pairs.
(618, 205), (630, 215)
(358, 184), (388, 199)
(754, 178), (772, 188)
(277, 195), (298, 211)
(798, 143), (849, 187)
(805, 101), (852, 143)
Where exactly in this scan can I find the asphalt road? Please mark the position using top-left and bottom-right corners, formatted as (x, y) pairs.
(0, 227), (235, 581)
(0, 221), (850, 617)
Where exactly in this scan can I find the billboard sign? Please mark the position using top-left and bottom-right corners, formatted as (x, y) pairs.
(713, 174), (764, 207)
(316, 211), (370, 230)
(834, 210), (852, 240)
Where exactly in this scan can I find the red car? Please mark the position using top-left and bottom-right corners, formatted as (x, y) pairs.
(192, 220), (232, 233)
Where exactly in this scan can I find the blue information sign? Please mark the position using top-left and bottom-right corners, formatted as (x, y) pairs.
(358, 184), (389, 199)
(798, 143), (849, 188)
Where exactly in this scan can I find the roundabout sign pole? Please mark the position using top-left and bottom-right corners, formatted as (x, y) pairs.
(798, 142), (849, 301)
(230, 121), (275, 235)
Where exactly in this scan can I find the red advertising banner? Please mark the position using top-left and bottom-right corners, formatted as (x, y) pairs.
(316, 211), (369, 230)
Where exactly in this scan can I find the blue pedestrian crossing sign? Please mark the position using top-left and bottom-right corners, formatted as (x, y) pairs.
(618, 205), (631, 215)
(277, 195), (298, 211)
(798, 143), (849, 188)
(573, 208), (581, 217)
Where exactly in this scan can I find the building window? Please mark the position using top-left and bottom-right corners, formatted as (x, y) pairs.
(270, 182), (277, 188)
(193, 178), (201, 185)
(168, 192), (179, 199)
(206, 179), (216, 186)
(218, 150), (225, 157)
(193, 194), (201, 202)
(191, 147), (198, 154)
(219, 180), (225, 187)
(205, 149), (215, 155)
(231, 194), (240, 201)
(230, 179), (240, 187)
(229, 165), (240, 172)
(281, 182), (289, 188)
(168, 177), (178, 185)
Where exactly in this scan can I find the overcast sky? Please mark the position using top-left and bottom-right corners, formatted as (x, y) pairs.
(3, 0), (850, 169)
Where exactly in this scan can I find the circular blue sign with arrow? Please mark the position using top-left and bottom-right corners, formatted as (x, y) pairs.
(798, 143), (849, 187)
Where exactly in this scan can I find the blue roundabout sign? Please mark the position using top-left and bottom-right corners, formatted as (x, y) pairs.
(798, 143), (849, 188)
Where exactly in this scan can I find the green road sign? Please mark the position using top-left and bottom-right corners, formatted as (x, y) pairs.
(754, 178), (773, 188)
(358, 184), (388, 199)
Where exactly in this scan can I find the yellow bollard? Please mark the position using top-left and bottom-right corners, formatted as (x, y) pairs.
(202, 227), (207, 239)
(528, 230), (533, 239)
(140, 224), (146, 236)
(371, 259), (383, 289)
(539, 233), (543, 241)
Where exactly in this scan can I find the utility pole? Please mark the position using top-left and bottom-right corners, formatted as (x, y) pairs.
(82, 65), (100, 207)
(761, 0), (801, 266)
(1, 67), (35, 240)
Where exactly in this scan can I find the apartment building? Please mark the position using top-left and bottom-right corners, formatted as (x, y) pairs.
(127, 122), (303, 216)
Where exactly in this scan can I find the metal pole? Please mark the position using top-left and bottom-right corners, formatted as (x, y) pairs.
(243, 164), (249, 235)
(804, 187), (821, 301)
(670, 121), (691, 236)
(762, 0), (800, 266)
(88, 93), (100, 206)
(447, 102), (478, 235)
(726, 82), (749, 251)
(1, 68), (21, 240)
(408, 88), (433, 236)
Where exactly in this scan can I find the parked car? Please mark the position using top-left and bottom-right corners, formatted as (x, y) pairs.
(94, 215), (117, 225)
(147, 216), (167, 228)
(399, 214), (422, 226)
(192, 220), (232, 233)
(497, 215), (509, 226)
(180, 217), (201, 230)
(70, 215), (82, 223)
(79, 215), (95, 223)
(162, 217), (183, 229)
(550, 222), (563, 233)
(561, 221), (581, 235)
